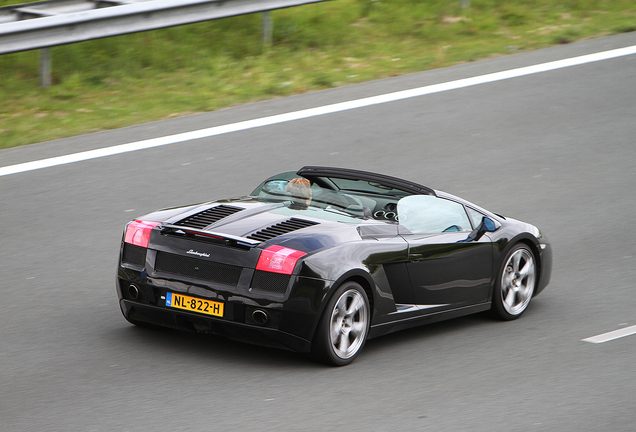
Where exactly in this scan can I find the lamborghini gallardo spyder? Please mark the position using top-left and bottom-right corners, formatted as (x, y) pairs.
(117, 166), (552, 365)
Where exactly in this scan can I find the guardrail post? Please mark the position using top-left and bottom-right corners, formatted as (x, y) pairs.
(40, 48), (52, 88)
(262, 11), (272, 46)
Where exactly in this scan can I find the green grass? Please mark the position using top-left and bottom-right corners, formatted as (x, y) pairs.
(0, 0), (635, 148)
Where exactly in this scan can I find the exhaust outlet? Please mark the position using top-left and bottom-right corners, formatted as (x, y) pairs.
(128, 284), (139, 300)
(252, 309), (269, 325)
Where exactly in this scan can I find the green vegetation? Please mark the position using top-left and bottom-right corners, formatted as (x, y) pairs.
(0, 0), (634, 148)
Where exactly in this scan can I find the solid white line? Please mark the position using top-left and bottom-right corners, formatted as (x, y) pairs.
(2, 44), (636, 177)
(582, 325), (636, 344)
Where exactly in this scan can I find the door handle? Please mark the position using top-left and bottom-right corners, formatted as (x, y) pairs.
(409, 253), (424, 261)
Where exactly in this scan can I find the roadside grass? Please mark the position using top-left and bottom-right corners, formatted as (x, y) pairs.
(0, 0), (635, 149)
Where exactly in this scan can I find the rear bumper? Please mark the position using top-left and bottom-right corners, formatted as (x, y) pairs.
(120, 299), (312, 353)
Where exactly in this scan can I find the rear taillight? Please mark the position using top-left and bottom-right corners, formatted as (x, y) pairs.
(124, 220), (161, 248)
(255, 245), (306, 275)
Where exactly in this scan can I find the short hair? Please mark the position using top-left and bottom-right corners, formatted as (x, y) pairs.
(286, 177), (312, 204)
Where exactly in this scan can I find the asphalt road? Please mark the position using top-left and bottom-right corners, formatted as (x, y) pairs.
(2, 32), (636, 432)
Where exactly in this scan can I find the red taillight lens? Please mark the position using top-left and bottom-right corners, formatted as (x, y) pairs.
(255, 245), (306, 275)
(124, 220), (161, 248)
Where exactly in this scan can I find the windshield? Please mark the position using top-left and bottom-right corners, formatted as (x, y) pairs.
(397, 195), (472, 233)
(326, 178), (411, 197)
(251, 171), (414, 221)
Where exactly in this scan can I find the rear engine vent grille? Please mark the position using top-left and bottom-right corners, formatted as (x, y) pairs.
(122, 243), (147, 267)
(246, 218), (319, 242)
(155, 251), (242, 286)
(251, 270), (291, 294)
(174, 205), (244, 229)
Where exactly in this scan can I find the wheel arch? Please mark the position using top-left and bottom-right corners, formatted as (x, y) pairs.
(340, 274), (375, 317)
(332, 269), (375, 315)
(309, 269), (375, 341)
(509, 236), (543, 295)
(309, 270), (374, 365)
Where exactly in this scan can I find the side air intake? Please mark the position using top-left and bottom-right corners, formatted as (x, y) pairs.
(246, 218), (319, 242)
(174, 205), (243, 229)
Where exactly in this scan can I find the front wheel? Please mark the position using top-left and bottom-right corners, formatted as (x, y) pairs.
(491, 244), (536, 320)
(311, 282), (370, 366)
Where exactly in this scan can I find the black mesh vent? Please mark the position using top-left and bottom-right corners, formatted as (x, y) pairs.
(174, 205), (244, 229)
(251, 270), (291, 294)
(155, 252), (242, 286)
(246, 218), (319, 242)
(122, 243), (146, 267)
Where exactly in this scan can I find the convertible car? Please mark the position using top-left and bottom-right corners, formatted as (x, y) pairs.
(117, 166), (552, 365)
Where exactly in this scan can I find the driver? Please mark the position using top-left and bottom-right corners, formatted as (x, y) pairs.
(286, 177), (312, 209)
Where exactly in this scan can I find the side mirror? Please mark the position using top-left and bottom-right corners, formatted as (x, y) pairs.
(463, 217), (497, 242)
(482, 217), (496, 232)
(263, 180), (289, 192)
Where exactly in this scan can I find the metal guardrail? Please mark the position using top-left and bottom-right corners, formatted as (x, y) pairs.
(0, 0), (328, 54)
(0, 0), (329, 86)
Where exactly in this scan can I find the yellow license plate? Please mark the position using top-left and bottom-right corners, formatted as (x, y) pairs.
(166, 292), (224, 317)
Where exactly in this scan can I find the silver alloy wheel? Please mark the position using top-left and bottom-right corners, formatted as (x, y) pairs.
(329, 288), (369, 360)
(500, 248), (536, 315)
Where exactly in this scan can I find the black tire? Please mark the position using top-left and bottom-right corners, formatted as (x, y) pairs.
(311, 281), (370, 366)
(491, 244), (537, 320)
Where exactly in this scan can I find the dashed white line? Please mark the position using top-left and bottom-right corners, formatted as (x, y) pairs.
(1, 44), (635, 178)
(582, 325), (636, 344)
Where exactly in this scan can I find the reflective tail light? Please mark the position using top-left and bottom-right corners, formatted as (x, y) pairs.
(255, 245), (306, 275)
(124, 220), (161, 248)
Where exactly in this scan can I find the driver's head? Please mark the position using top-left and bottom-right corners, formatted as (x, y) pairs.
(286, 177), (312, 206)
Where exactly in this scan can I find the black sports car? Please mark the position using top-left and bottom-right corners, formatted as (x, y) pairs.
(117, 166), (552, 365)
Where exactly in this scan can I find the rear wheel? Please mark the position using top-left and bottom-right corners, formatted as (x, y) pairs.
(312, 282), (370, 366)
(492, 244), (536, 320)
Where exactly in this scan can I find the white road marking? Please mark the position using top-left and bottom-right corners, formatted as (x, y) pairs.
(1, 44), (636, 178)
(582, 325), (636, 344)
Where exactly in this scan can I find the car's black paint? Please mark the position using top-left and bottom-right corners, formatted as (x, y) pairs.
(117, 167), (552, 364)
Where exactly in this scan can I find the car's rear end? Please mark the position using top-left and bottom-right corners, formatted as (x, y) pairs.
(116, 199), (362, 352)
